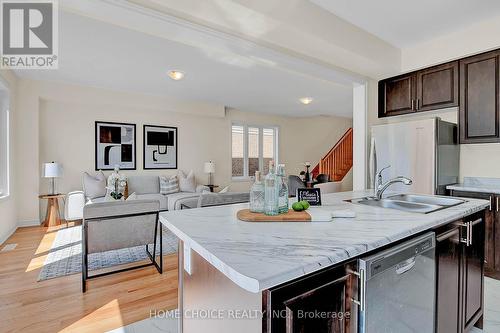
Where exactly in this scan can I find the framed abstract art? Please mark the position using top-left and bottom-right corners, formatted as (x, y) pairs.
(143, 125), (178, 169)
(95, 121), (136, 170)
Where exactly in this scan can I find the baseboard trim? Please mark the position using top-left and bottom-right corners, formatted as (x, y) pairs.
(17, 220), (41, 227)
(0, 225), (17, 246)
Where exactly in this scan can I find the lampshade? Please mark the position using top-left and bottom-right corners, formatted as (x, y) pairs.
(43, 162), (63, 178)
(204, 161), (215, 174)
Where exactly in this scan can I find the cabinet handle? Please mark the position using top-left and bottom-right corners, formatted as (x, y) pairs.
(436, 228), (460, 242)
(416, 99), (420, 110)
(468, 221), (473, 246)
(350, 268), (366, 312)
(411, 99), (415, 110)
(496, 197), (499, 212)
(489, 196), (493, 211)
(456, 221), (471, 246)
(467, 219), (483, 246)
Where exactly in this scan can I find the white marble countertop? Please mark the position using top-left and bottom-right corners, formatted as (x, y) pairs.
(160, 190), (489, 293)
(447, 177), (500, 194)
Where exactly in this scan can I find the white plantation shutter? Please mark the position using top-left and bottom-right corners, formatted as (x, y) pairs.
(231, 124), (278, 179)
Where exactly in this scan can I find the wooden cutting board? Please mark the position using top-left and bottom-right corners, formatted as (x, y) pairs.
(237, 209), (311, 222)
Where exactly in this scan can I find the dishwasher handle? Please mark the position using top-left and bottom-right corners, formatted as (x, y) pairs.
(395, 257), (416, 275)
(349, 268), (366, 312)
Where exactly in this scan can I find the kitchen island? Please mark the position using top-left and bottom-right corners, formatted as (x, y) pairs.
(159, 190), (490, 332)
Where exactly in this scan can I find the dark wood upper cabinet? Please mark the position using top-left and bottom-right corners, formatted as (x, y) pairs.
(416, 61), (459, 112)
(378, 73), (416, 117)
(459, 51), (500, 143)
(379, 62), (458, 117)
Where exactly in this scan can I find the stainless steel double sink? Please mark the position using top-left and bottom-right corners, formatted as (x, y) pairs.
(349, 194), (466, 214)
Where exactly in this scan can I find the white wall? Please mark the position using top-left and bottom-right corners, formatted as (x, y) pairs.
(0, 71), (18, 244)
(401, 14), (500, 72)
(17, 79), (352, 223)
(397, 17), (500, 181)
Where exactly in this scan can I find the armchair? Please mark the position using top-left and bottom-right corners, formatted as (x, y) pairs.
(82, 200), (162, 292)
(65, 191), (85, 223)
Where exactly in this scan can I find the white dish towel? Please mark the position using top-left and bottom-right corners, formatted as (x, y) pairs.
(307, 207), (356, 222)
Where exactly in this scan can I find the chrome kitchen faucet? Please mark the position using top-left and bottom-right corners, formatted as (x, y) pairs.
(375, 165), (413, 200)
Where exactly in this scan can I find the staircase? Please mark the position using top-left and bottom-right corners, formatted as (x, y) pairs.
(312, 128), (353, 182)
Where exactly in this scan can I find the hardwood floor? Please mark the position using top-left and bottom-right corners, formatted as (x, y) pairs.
(0, 224), (178, 333)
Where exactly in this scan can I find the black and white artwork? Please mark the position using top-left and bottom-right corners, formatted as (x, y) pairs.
(143, 125), (178, 169)
(95, 121), (136, 170)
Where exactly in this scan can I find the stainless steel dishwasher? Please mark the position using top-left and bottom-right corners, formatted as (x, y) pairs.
(358, 232), (436, 333)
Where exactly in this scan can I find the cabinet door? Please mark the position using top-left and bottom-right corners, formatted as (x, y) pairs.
(436, 226), (462, 333)
(460, 51), (500, 143)
(416, 61), (459, 111)
(463, 217), (485, 330)
(379, 74), (416, 117)
(265, 261), (358, 333)
(450, 190), (496, 274)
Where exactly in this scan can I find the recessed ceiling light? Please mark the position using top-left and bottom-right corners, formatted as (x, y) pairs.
(168, 70), (185, 81)
(300, 97), (313, 105)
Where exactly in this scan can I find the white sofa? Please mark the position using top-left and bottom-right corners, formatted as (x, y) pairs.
(88, 175), (209, 211)
(66, 175), (210, 221)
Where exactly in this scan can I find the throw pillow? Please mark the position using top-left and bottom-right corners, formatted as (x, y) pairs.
(83, 171), (106, 199)
(160, 175), (179, 195)
(219, 185), (230, 193)
(178, 170), (196, 193)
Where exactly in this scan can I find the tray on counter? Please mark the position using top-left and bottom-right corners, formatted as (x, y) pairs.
(237, 209), (311, 222)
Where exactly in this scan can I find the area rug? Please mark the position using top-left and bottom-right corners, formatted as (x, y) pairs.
(38, 225), (178, 281)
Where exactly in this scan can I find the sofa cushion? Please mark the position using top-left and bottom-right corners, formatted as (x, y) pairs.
(160, 175), (179, 195)
(167, 192), (202, 211)
(219, 185), (230, 193)
(126, 192), (138, 200)
(127, 175), (160, 194)
(197, 192), (250, 208)
(135, 193), (167, 210)
(196, 185), (210, 193)
(178, 170), (196, 193)
(86, 196), (106, 205)
(83, 171), (106, 199)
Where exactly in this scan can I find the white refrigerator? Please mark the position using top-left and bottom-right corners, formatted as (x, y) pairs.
(370, 118), (459, 195)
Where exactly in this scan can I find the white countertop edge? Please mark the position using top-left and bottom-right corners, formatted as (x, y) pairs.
(160, 216), (261, 293)
(161, 200), (490, 293)
(447, 184), (500, 195)
(255, 201), (490, 290)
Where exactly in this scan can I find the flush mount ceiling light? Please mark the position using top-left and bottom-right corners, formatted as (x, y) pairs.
(300, 97), (313, 105)
(168, 70), (185, 81)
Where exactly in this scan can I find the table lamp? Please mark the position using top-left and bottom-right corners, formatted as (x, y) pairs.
(43, 162), (63, 195)
(204, 161), (215, 186)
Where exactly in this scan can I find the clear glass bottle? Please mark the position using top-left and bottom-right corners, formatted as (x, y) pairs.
(264, 160), (279, 216)
(250, 171), (265, 213)
(277, 164), (289, 214)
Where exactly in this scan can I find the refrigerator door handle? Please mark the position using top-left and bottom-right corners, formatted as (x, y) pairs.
(369, 137), (377, 192)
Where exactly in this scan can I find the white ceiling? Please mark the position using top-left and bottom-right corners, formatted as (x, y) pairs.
(14, 10), (353, 118)
(310, 0), (500, 48)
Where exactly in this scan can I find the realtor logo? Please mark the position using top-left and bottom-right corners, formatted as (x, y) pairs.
(0, 0), (58, 69)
